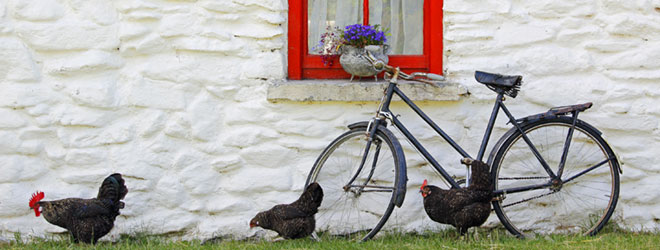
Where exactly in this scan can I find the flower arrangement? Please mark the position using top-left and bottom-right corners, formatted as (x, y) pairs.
(341, 24), (387, 48)
(312, 26), (342, 66)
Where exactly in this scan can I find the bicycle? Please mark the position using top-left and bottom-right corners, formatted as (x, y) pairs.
(304, 52), (621, 241)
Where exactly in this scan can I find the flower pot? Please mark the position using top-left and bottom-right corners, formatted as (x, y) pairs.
(339, 45), (389, 79)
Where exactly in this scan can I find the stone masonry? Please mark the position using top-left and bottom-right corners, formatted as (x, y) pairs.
(1, 0), (660, 241)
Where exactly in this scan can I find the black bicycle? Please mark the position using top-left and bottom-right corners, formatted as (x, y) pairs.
(305, 53), (620, 241)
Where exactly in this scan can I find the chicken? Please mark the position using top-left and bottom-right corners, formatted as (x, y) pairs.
(29, 173), (128, 244)
(420, 160), (493, 235)
(249, 182), (323, 239)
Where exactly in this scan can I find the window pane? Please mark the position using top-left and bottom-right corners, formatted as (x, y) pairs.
(308, 0), (363, 54)
(369, 0), (423, 55)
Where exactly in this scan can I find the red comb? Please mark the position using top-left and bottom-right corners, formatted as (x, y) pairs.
(29, 191), (44, 217)
(421, 179), (428, 190)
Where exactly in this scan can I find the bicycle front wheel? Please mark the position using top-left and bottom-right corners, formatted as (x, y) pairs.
(306, 126), (402, 241)
(490, 116), (620, 237)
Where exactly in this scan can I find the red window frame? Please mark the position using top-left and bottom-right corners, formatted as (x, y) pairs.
(288, 0), (443, 80)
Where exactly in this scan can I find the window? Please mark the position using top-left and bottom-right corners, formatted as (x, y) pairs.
(288, 0), (443, 80)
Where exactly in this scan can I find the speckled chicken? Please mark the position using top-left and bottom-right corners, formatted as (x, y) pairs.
(29, 173), (128, 244)
(250, 182), (323, 239)
(421, 160), (493, 235)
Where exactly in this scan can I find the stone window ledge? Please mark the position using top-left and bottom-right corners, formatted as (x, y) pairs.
(267, 79), (469, 102)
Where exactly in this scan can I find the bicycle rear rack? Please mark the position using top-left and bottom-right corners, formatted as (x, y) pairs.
(515, 102), (593, 123)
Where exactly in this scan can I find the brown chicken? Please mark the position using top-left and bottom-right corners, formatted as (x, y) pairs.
(29, 173), (128, 244)
(421, 160), (493, 235)
(249, 182), (323, 239)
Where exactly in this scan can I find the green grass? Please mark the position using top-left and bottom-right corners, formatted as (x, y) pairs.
(2, 229), (659, 250)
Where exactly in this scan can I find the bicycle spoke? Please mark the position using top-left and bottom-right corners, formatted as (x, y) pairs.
(563, 158), (611, 183)
(569, 183), (612, 194)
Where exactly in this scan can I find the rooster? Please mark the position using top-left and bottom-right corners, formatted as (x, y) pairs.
(420, 160), (493, 235)
(29, 173), (128, 244)
(249, 182), (323, 239)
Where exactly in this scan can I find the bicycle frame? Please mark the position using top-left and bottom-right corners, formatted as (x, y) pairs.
(364, 78), (588, 196)
(322, 55), (620, 239)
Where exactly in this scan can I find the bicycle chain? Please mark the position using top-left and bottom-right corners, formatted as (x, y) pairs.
(498, 176), (548, 180)
(498, 190), (558, 209)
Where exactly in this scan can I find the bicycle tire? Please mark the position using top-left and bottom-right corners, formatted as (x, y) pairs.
(306, 125), (404, 241)
(489, 116), (620, 238)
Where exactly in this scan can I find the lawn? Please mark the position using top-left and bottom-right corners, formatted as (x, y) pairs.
(2, 229), (658, 250)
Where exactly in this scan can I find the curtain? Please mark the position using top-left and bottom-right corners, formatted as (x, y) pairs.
(308, 0), (424, 55)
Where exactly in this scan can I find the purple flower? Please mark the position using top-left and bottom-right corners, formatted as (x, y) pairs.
(341, 24), (387, 48)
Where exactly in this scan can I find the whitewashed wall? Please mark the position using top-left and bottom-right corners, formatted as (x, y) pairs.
(1, 0), (660, 241)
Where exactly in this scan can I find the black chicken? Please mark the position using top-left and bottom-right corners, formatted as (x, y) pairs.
(249, 182), (323, 239)
(420, 160), (493, 235)
(29, 173), (128, 244)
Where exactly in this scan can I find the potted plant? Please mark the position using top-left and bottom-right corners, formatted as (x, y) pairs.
(339, 24), (389, 80)
(314, 24), (389, 80)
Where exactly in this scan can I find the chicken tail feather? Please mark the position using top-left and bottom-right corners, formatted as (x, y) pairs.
(29, 191), (44, 217)
(97, 173), (128, 203)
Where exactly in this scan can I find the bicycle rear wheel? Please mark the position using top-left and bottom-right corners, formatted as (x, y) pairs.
(490, 116), (620, 237)
(306, 125), (403, 241)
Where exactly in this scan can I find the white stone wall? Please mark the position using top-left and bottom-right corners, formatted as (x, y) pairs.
(0, 0), (659, 241)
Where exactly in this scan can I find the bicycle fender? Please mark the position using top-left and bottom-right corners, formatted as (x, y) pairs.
(347, 121), (372, 130)
(515, 111), (602, 136)
(487, 117), (606, 169)
(347, 121), (408, 207)
(486, 125), (517, 169)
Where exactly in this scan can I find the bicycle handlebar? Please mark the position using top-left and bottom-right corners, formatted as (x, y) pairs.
(426, 73), (445, 81)
(363, 51), (445, 85)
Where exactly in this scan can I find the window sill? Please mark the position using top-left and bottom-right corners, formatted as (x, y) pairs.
(266, 79), (469, 102)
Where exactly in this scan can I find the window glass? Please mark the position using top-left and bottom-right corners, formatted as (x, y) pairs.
(369, 0), (423, 55)
(308, 0), (363, 54)
(307, 0), (423, 55)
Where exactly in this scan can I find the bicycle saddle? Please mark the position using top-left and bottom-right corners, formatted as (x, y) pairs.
(475, 71), (522, 98)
